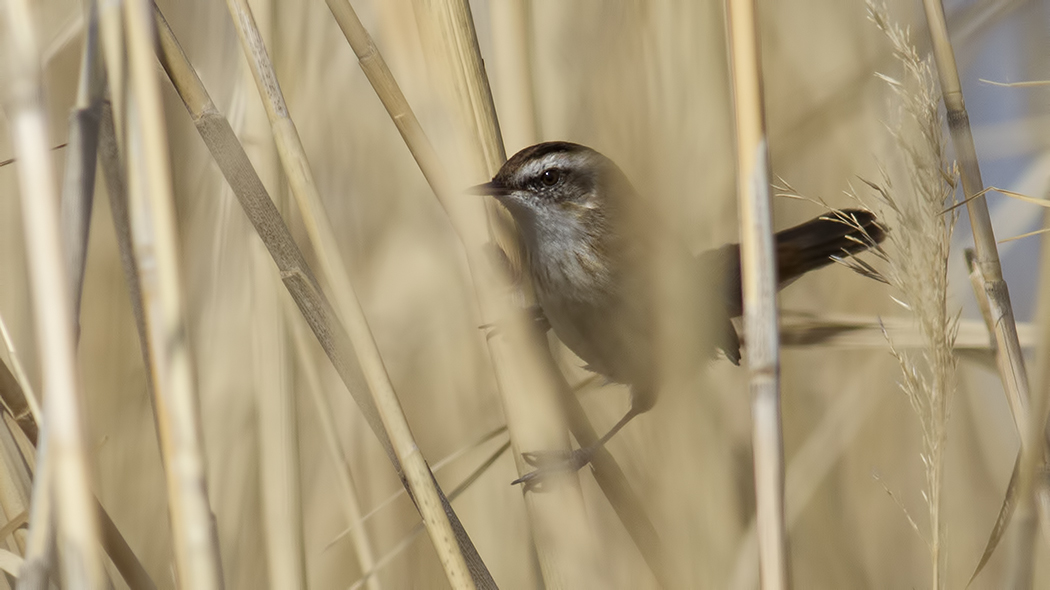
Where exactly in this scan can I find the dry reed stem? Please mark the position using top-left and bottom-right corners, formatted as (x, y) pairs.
(920, 1), (1043, 583)
(730, 366), (886, 590)
(287, 308), (381, 590)
(60, 0), (104, 327)
(411, 1), (617, 587)
(233, 7), (308, 583)
(0, 330), (39, 445)
(326, 425), (510, 551)
(251, 259), (307, 590)
(0, 423), (30, 556)
(151, 3), (489, 584)
(346, 440), (512, 590)
(488, 0), (538, 151)
(1, 1), (107, 587)
(1006, 209), (1050, 590)
(220, 1), (477, 586)
(921, 0), (1030, 441)
(5, 6), (101, 577)
(725, 0), (790, 587)
(97, 0), (127, 151)
(248, 139), (308, 590)
(16, 428), (53, 590)
(96, 102), (166, 590)
(120, 0), (226, 587)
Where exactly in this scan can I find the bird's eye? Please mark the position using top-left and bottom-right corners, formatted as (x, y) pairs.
(540, 169), (561, 187)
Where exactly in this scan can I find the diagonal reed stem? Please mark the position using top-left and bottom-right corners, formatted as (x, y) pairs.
(150, 5), (493, 587)
(219, 0), (477, 586)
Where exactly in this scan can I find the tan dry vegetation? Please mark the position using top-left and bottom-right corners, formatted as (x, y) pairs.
(0, 0), (1048, 588)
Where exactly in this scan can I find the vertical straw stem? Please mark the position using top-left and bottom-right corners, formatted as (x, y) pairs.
(120, 0), (226, 586)
(920, 1), (1042, 584)
(920, 0), (1030, 436)
(1, 0), (107, 587)
(220, 0), (478, 586)
(724, 0), (790, 588)
(288, 308), (382, 590)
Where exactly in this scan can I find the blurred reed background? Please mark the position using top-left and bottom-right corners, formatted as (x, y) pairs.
(0, 0), (1048, 588)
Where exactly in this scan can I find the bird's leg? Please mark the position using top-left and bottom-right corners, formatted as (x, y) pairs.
(479, 304), (549, 340)
(512, 405), (642, 491)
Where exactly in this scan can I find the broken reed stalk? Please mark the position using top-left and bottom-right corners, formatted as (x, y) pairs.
(1, 0), (108, 587)
(219, 2), (476, 587)
(324, 0), (666, 583)
(119, 0), (226, 587)
(1008, 206), (1050, 589)
(287, 308), (381, 590)
(724, 0), (790, 588)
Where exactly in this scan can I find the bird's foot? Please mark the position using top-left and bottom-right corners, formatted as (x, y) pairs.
(512, 447), (595, 492)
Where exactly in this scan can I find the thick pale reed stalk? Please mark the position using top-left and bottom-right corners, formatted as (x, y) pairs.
(724, 0), (790, 589)
(120, 0), (226, 587)
(234, 6), (307, 585)
(411, 0), (613, 587)
(488, 0), (539, 152)
(220, 1), (477, 586)
(730, 367), (885, 590)
(97, 101), (167, 590)
(1, 1), (107, 588)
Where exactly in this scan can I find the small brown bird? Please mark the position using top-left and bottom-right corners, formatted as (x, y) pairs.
(471, 141), (885, 486)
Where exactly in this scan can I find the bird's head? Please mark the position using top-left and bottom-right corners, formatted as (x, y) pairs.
(469, 142), (625, 249)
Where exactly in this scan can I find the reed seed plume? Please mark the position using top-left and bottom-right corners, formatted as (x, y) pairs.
(862, 4), (961, 588)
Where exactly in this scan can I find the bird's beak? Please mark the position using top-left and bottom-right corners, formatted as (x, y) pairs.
(467, 180), (511, 197)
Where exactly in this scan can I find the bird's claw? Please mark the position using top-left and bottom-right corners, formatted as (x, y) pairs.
(512, 448), (594, 492)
